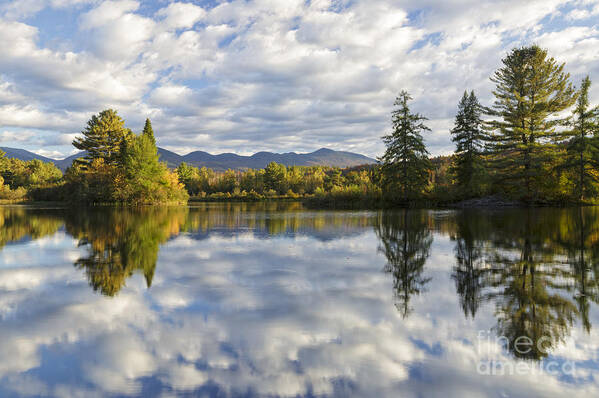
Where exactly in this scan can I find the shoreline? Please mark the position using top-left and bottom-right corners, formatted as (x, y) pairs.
(2, 196), (595, 209)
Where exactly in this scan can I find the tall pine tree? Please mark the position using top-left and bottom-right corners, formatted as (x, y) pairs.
(559, 76), (599, 201)
(73, 109), (133, 167)
(450, 91), (486, 197)
(488, 45), (577, 200)
(379, 91), (432, 202)
(142, 118), (156, 146)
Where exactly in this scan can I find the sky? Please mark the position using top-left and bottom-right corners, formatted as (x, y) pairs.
(0, 0), (598, 159)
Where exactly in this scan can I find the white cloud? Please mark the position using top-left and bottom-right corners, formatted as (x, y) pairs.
(0, 129), (36, 143)
(79, 0), (139, 29)
(149, 83), (193, 106)
(79, 1), (155, 61)
(33, 148), (66, 158)
(0, 0), (94, 20)
(0, 0), (598, 158)
(156, 2), (206, 30)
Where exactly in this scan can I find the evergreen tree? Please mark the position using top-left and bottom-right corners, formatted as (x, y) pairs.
(487, 45), (577, 200)
(559, 76), (599, 201)
(379, 91), (432, 202)
(450, 91), (486, 197)
(73, 109), (133, 167)
(123, 135), (162, 185)
(121, 133), (169, 203)
(264, 162), (287, 194)
(142, 118), (156, 146)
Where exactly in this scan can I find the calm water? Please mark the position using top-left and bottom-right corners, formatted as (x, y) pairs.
(0, 203), (598, 397)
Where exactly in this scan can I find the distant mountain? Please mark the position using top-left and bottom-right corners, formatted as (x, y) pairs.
(180, 148), (376, 171)
(0, 147), (56, 163)
(1, 146), (376, 171)
(54, 152), (87, 170)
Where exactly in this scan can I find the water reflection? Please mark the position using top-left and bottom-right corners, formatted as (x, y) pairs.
(61, 203), (375, 297)
(376, 209), (432, 318)
(0, 206), (62, 249)
(555, 208), (599, 333)
(185, 202), (374, 241)
(65, 207), (188, 296)
(0, 205), (598, 396)
(450, 211), (486, 318)
(448, 208), (599, 360)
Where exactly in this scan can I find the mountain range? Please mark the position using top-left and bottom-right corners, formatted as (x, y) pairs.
(0, 147), (377, 171)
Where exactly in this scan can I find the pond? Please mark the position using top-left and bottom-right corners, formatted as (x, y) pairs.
(0, 203), (597, 397)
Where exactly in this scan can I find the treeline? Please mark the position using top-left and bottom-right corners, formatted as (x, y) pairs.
(0, 154), (63, 201)
(1, 111), (189, 204)
(1, 45), (597, 206)
(175, 161), (381, 202)
(374, 45), (599, 205)
(138, 45), (599, 206)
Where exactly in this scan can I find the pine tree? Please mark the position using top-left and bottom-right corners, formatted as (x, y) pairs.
(73, 109), (133, 167)
(142, 118), (156, 146)
(559, 76), (599, 201)
(121, 132), (188, 204)
(488, 45), (577, 200)
(450, 91), (486, 197)
(379, 91), (432, 202)
(122, 133), (165, 201)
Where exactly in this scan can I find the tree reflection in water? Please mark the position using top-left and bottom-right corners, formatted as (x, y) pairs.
(448, 208), (599, 360)
(373, 207), (599, 360)
(66, 207), (188, 296)
(1, 204), (597, 362)
(65, 203), (374, 297)
(375, 209), (432, 318)
(0, 206), (62, 249)
(555, 207), (599, 333)
(451, 211), (487, 318)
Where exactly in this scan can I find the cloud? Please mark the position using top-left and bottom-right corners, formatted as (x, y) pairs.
(79, 0), (139, 29)
(0, 129), (36, 143)
(156, 2), (206, 31)
(79, 1), (155, 61)
(0, 0), (94, 20)
(33, 148), (67, 158)
(0, 0), (597, 158)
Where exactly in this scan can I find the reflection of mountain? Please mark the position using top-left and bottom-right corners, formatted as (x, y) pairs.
(375, 210), (432, 318)
(0, 203), (375, 297)
(185, 202), (374, 241)
(65, 207), (188, 296)
(63, 203), (373, 296)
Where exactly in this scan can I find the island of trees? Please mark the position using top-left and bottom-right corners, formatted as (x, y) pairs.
(0, 45), (597, 206)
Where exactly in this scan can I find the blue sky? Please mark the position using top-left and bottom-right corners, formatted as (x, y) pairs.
(0, 0), (598, 159)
